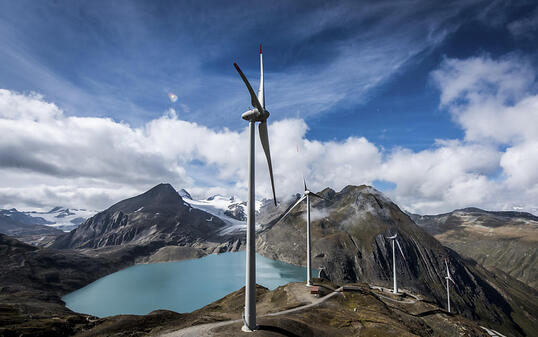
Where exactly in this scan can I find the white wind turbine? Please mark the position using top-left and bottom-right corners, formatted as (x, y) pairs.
(274, 178), (327, 286)
(445, 258), (456, 313)
(386, 233), (406, 294)
(234, 44), (277, 332)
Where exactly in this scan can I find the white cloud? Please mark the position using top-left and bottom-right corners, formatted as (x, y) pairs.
(1, 52), (538, 216)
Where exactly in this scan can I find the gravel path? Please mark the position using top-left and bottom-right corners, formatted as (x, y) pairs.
(158, 287), (343, 337)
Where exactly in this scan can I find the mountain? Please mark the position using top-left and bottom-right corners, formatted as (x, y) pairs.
(50, 184), (242, 253)
(178, 188), (192, 200)
(408, 208), (538, 290)
(27, 206), (97, 232)
(256, 185), (537, 337)
(0, 209), (64, 246)
(180, 191), (263, 234)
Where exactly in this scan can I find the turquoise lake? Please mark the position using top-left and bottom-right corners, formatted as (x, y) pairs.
(62, 251), (316, 317)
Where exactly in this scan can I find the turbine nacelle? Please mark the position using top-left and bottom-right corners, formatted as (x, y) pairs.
(241, 108), (270, 122)
(386, 233), (406, 261)
(274, 178), (327, 227)
(445, 258), (456, 285)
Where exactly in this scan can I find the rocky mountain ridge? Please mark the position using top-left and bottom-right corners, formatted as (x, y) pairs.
(0, 209), (64, 246)
(50, 183), (240, 250)
(409, 207), (538, 289)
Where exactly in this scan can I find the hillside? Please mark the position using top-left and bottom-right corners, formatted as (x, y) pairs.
(409, 208), (538, 289)
(0, 233), (117, 336)
(256, 185), (537, 337)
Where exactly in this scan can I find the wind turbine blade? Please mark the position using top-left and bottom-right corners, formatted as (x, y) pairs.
(303, 176), (308, 192)
(233, 62), (264, 113)
(387, 234), (397, 240)
(396, 239), (406, 261)
(257, 44), (265, 108)
(310, 192), (329, 201)
(274, 195), (306, 226)
(259, 121), (276, 206)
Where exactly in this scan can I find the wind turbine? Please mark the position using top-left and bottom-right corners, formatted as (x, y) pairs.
(445, 258), (456, 312)
(234, 44), (277, 332)
(386, 233), (406, 294)
(275, 178), (327, 286)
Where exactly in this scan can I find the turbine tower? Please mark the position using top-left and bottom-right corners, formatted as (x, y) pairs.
(445, 258), (456, 312)
(386, 233), (406, 294)
(275, 178), (327, 286)
(234, 44), (277, 332)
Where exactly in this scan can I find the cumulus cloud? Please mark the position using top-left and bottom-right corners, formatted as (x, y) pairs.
(414, 54), (538, 213)
(1, 52), (537, 216)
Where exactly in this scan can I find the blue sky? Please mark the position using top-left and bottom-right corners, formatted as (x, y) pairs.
(0, 0), (537, 214)
(2, 0), (534, 149)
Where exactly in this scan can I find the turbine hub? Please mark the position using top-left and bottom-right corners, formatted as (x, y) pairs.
(242, 108), (269, 122)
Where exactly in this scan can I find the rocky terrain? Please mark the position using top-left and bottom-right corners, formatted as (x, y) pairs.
(409, 208), (538, 290)
(256, 185), (537, 337)
(0, 233), (117, 336)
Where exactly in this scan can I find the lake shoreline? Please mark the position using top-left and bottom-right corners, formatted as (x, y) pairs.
(63, 250), (316, 318)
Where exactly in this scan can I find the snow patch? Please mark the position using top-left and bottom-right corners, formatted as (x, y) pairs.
(183, 194), (263, 235)
(24, 207), (97, 232)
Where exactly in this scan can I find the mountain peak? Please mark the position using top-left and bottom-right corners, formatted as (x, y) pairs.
(339, 184), (371, 194)
(100, 183), (182, 215)
(48, 206), (64, 213)
(146, 183), (177, 194)
(178, 188), (192, 199)
(136, 183), (181, 204)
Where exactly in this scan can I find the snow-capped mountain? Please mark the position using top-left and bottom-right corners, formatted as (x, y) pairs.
(180, 190), (262, 234)
(25, 207), (97, 232)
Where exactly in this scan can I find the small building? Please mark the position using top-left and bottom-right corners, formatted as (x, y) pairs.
(310, 286), (320, 297)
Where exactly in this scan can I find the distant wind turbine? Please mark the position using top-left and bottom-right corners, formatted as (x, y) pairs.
(386, 233), (406, 294)
(233, 44), (277, 332)
(445, 258), (456, 312)
(275, 178), (327, 286)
